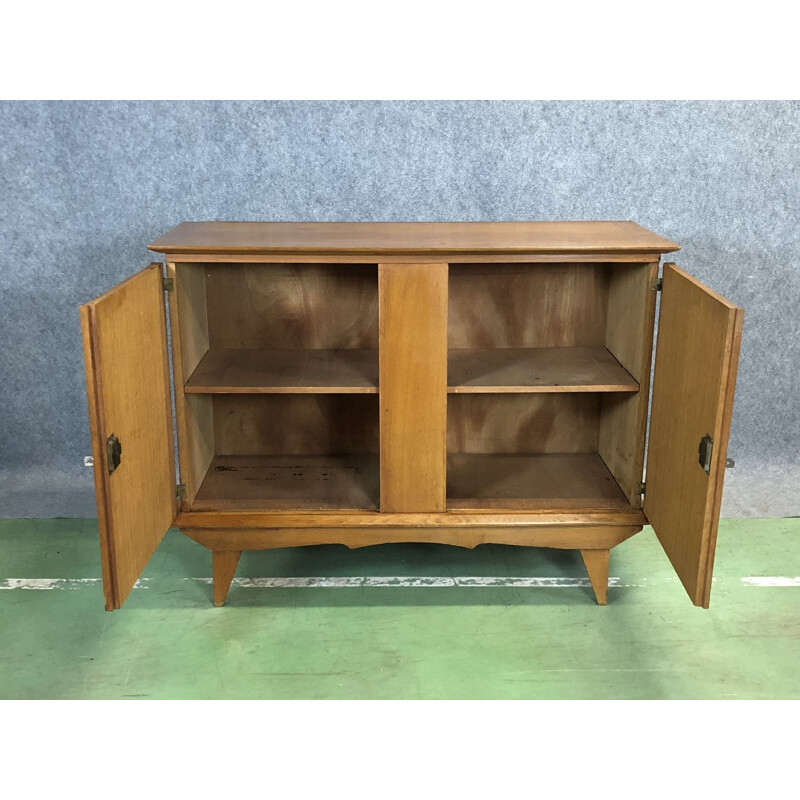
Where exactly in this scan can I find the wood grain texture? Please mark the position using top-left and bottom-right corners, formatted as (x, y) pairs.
(148, 221), (680, 255)
(580, 549), (610, 605)
(447, 394), (600, 454)
(176, 509), (647, 529)
(166, 252), (661, 264)
(598, 262), (659, 507)
(205, 263), (378, 349)
(182, 525), (641, 551)
(212, 550), (242, 607)
(448, 347), (637, 393)
(448, 263), (608, 349)
(211, 395), (379, 456)
(174, 262), (210, 375)
(80, 299), (115, 609)
(181, 395), (214, 504)
(644, 263), (744, 607)
(379, 263), (448, 512)
(79, 264), (176, 609)
(168, 262), (213, 506)
(193, 455), (379, 511)
(446, 454), (631, 511)
(185, 348), (378, 394)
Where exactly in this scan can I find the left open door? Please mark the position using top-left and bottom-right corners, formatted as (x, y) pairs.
(80, 263), (177, 610)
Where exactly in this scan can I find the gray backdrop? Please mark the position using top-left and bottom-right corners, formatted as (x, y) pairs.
(0, 101), (798, 517)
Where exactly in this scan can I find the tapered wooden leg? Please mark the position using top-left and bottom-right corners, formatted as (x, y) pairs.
(580, 549), (610, 605)
(212, 550), (242, 607)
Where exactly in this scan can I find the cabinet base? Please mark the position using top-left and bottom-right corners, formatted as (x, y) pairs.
(580, 549), (611, 605)
(186, 523), (639, 607)
(211, 550), (242, 607)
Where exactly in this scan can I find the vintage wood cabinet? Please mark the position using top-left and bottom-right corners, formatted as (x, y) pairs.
(80, 222), (743, 610)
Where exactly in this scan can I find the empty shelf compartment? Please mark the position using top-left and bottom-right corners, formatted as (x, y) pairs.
(446, 453), (632, 512)
(448, 347), (638, 393)
(192, 454), (380, 511)
(185, 348), (379, 394)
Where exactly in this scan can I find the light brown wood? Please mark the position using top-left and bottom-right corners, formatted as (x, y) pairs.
(580, 549), (610, 605)
(447, 454), (631, 512)
(212, 550), (242, 607)
(80, 296), (115, 610)
(448, 263), (608, 349)
(176, 509), (647, 529)
(645, 263), (744, 607)
(148, 221), (680, 255)
(181, 395), (214, 505)
(448, 347), (638, 393)
(379, 263), (448, 512)
(212, 395), (379, 456)
(193, 454), (379, 511)
(166, 252), (661, 264)
(82, 223), (746, 610)
(701, 298), (744, 609)
(168, 262), (214, 507)
(174, 262), (210, 376)
(447, 394), (600, 454)
(79, 263), (177, 609)
(184, 525), (641, 552)
(185, 348), (378, 394)
(598, 262), (659, 507)
(205, 263), (377, 350)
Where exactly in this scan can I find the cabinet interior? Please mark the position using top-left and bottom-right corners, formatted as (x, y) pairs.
(174, 262), (380, 510)
(446, 261), (654, 512)
(172, 260), (654, 513)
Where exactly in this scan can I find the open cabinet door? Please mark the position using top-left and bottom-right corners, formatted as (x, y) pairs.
(645, 263), (744, 607)
(80, 263), (177, 609)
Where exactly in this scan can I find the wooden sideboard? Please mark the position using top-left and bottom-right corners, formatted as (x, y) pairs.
(80, 222), (743, 609)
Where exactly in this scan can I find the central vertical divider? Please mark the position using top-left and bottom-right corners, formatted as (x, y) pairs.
(378, 262), (449, 512)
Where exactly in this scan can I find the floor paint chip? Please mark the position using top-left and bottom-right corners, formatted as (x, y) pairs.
(2, 576), (798, 591)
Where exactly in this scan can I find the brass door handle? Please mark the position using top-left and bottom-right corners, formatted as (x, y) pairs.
(106, 434), (122, 474)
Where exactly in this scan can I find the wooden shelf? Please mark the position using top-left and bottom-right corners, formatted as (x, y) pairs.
(447, 347), (638, 393)
(446, 453), (632, 512)
(193, 454), (379, 511)
(185, 348), (378, 394)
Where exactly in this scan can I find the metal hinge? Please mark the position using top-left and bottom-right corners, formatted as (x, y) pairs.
(163, 277), (174, 292)
(637, 481), (646, 496)
(650, 277), (663, 292)
(176, 484), (187, 498)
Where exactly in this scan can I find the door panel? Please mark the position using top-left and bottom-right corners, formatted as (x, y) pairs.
(379, 263), (448, 512)
(80, 263), (177, 609)
(645, 263), (743, 607)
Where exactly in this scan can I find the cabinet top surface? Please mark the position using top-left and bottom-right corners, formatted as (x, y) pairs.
(147, 221), (680, 256)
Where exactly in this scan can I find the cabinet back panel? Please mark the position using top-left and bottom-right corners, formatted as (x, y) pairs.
(204, 263), (378, 349)
(447, 394), (599, 454)
(448, 263), (608, 348)
(213, 395), (379, 455)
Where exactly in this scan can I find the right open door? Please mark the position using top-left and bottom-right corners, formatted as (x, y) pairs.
(645, 263), (744, 607)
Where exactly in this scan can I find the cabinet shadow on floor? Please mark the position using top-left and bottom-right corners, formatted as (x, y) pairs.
(142, 534), (606, 609)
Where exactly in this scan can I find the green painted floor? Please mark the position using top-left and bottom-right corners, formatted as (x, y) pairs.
(1, 517), (798, 699)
